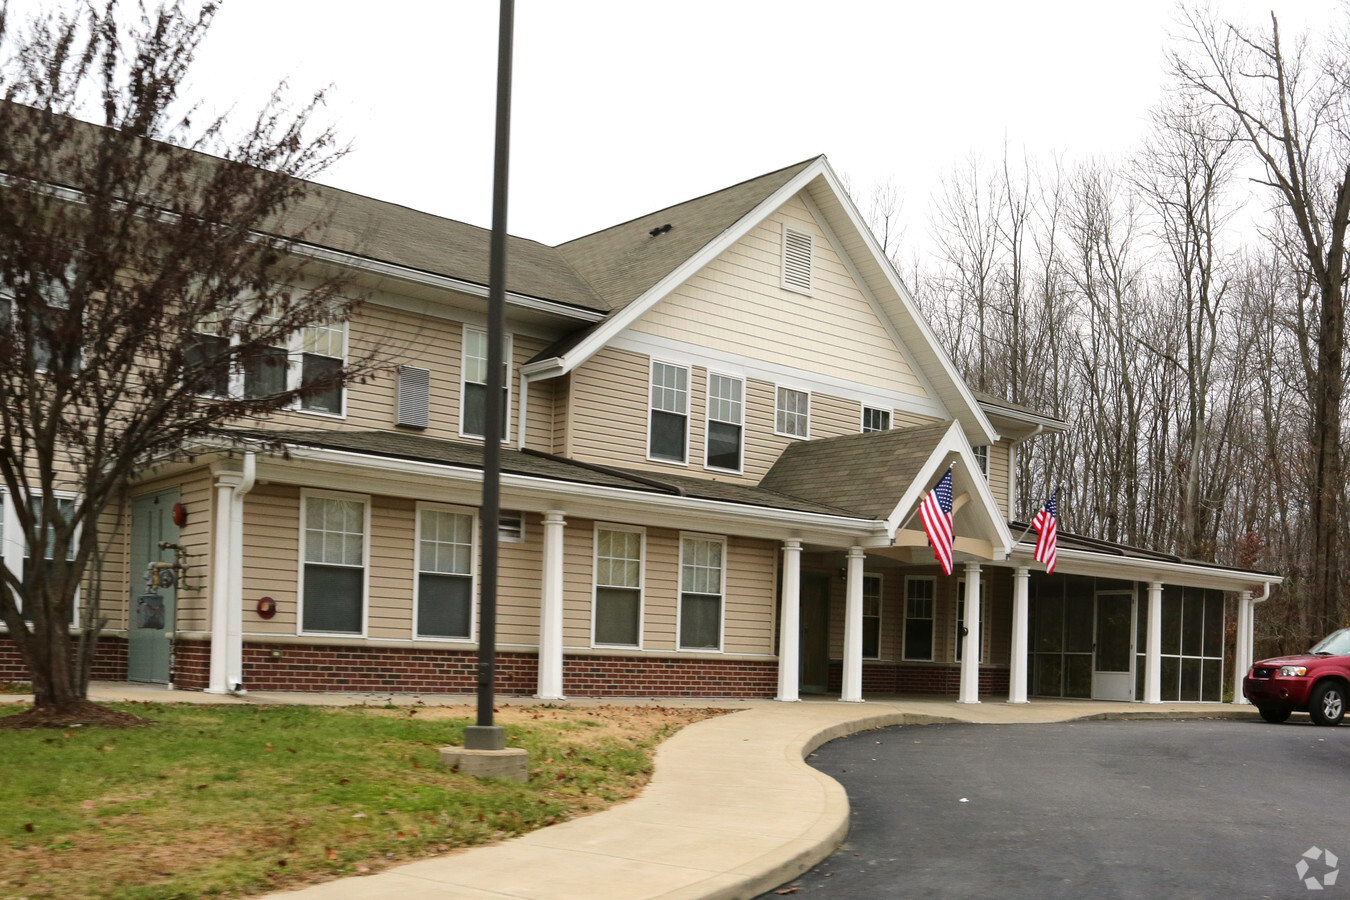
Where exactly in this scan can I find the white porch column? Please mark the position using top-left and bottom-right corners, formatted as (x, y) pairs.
(1232, 589), (1253, 705)
(1009, 566), (1030, 703)
(1144, 580), (1163, 704)
(776, 539), (803, 702)
(536, 510), (566, 700)
(207, 455), (253, 695)
(840, 546), (865, 702)
(958, 561), (982, 704)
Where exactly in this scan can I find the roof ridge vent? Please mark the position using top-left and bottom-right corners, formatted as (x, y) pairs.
(648, 223), (673, 238)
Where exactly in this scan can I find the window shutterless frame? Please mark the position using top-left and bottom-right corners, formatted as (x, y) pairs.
(863, 571), (883, 660)
(0, 490), (81, 627)
(296, 488), (370, 638)
(460, 324), (513, 442)
(591, 523), (646, 649)
(902, 575), (936, 661)
(647, 358), (691, 465)
(703, 370), (744, 474)
(676, 532), (726, 652)
(861, 405), (891, 433)
(774, 384), (811, 440)
(412, 501), (478, 642)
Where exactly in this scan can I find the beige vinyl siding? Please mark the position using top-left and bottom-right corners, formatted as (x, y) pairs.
(893, 409), (944, 429)
(522, 370), (555, 454)
(174, 471), (215, 633)
(368, 496), (414, 640)
(569, 347), (650, 469)
(552, 373), (571, 456)
(241, 484), (300, 635)
(641, 527), (680, 651)
(627, 194), (929, 399)
(811, 393), (863, 439)
(723, 536), (776, 654)
(498, 511), (544, 646)
(987, 440), (1011, 516)
(562, 518), (595, 648)
(87, 502), (130, 632)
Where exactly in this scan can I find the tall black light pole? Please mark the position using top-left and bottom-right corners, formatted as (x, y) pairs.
(465, 0), (514, 751)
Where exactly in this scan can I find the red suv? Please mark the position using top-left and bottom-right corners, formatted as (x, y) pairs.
(1243, 628), (1350, 726)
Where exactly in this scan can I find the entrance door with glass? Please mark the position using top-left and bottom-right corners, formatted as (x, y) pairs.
(799, 573), (830, 693)
(128, 489), (180, 683)
(1092, 590), (1135, 701)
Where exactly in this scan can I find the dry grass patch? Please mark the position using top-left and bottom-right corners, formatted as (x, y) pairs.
(0, 701), (724, 899)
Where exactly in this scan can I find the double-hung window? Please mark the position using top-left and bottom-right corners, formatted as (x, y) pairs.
(903, 576), (935, 661)
(593, 526), (643, 647)
(972, 445), (989, 478)
(416, 505), (475, 640)
(184, 312), (231, 398)
(299, 322), (346, 413)
(679, 534), (725, 651)
(462, 327), (510, 439)
(0, 493), (80, 625)
(301, 493), (367, 635)
(862, 406), (891, 433)
(243, 309), (289, 400)
(649, 361), (689, 463)
(863, 573), (882, 659)
(775, 386), (810, 439)
(705, 373), (744, 472)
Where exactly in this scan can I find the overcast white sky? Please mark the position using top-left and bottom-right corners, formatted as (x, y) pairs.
(15, 1), (1343, 248)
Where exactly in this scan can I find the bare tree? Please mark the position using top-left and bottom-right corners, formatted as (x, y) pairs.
(1174, 6), (1350, 641)
(0, 2), (367, 723)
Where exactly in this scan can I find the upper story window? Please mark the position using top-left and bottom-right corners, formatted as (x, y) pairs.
(705, 373), (744, 472)
(782, 224), (813, 294)
(972, 445), (989, 478)
(185, 312), (231, 398)
(775, 386), (810, 439)
(461, 326), (511, 440)
(649, 361), (689, 463)
(300, 322), (346, 414)
(862, 406), (891, 433)
(243, 309), (288, 400)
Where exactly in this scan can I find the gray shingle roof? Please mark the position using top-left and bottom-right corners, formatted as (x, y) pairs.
(244, 429), (866, 518)
(757, 423), (953, 519)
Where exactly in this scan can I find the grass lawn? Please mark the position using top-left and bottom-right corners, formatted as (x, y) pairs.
(0, 701), (723, 899)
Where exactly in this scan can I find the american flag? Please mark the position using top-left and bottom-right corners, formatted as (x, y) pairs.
(1033, 490), (1058, 574)
(919, 469), (955, 575)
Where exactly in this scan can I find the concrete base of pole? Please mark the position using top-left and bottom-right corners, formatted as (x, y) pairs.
(439, 746), (529, 782)
(464, 725), (506, 751)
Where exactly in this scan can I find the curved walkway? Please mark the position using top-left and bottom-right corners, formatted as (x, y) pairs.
(77, 686), (1259, 900)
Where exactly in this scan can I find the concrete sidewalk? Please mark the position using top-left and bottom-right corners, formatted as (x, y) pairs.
(65, 686), (1260, 900)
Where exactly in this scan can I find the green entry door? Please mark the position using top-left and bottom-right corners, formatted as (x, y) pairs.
(128, 489), (180, 683)
(799, 573), (831, 694)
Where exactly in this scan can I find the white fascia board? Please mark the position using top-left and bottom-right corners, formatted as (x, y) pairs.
(1008, 544), (1284, 591)
(290, 242), (606, 324)
(809, 162), (997, 447)
(884, 421), (1014, 555)
(259, 443), (883, 545)
(541, 157), (831, 377)
(977, 400), (1068, 433)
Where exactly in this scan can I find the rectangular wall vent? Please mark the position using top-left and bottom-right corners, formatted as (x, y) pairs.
(396, 365), (431, 428)
(782, 225), (813, 294)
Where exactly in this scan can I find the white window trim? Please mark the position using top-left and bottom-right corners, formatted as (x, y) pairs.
(703, 370), (745, 475)
(412, 501), (478, 643)
(296, 488), (371, 638)
(973, 445), (990, 478)
(861, 405), (891, 434)
(459, 324), (513, 442)
(774, 384), (812, 440)
(186, 312), (349, 419)
(901, 575), (936, 662)
(781, 223), (814, 296)
(676, 531), (727, 653)
(0, 489), (81, 628)
(863, 571), (883, 661)
(590, 522), (646, 650)
(646, 357), (691, 466)
(955, 576), (988, 664)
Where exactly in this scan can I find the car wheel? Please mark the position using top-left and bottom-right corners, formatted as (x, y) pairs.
(1258, 705), (1292, 724)
(1309, 681), (1346, 727)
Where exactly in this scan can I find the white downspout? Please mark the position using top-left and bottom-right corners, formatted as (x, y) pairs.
(517, 372), (529, 450)
(226, 452), (256, 693)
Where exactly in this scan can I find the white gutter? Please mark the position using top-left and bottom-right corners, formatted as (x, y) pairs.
(1008, 542), (1283, 591)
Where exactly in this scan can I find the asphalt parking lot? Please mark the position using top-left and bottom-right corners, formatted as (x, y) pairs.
(758, 717), (1350, 899)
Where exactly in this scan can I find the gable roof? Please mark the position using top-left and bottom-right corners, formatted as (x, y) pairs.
(522, 156), (999, 447)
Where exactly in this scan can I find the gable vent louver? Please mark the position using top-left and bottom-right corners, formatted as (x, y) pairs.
(396, 365), (431, 429)
(782, 226), (813, 294)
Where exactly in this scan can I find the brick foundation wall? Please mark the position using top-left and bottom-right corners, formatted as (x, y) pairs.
(0, 635), (128, 683)
(829, 661), (1011, 697)
(172, 639), (211, 691)
(563, 655), (777, 698)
